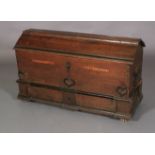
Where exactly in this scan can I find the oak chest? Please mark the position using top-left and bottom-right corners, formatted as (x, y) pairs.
(14, 29), (145, 120)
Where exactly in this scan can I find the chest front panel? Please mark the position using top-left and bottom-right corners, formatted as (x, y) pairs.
(16, 49), (132, 99)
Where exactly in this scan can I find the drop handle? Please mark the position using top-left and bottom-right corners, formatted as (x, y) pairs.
(116, 86), (128, 97)
(64, 78), (75, 87)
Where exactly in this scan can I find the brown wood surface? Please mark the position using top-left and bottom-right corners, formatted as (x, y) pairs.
(16, 49), (132, 99)
(15, 29), (144, 120)
(15, 29), (145, 61)
(18, 83), (133, 117)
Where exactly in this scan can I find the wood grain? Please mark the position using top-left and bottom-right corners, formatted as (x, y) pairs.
(15, 29), (144, 120)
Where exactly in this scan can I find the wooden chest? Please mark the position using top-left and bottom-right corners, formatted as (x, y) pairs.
(14, 29), (145, 120)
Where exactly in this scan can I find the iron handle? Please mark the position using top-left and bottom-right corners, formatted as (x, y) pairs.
(116, 86), (128, 97)
(64, 78), (75, 87)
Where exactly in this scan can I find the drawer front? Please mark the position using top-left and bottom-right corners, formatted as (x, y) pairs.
(18, 83), (116, 112)
(76, 94), (116, 112)
(16, 49), (131, 98)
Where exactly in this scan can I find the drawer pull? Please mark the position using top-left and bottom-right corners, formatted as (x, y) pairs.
(116, 86), (127, 97)
(64, 78), (75, 87)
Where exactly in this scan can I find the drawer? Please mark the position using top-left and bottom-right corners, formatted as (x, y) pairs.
(76, 93), (116, 112)
(18, 82), (116, 112)
(16, 49), (131, 98)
